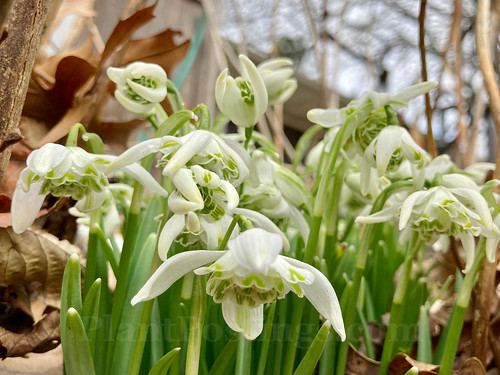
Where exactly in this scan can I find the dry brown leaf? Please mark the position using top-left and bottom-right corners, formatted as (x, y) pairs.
(32, 95), (93, 148)
(98, 1), (158, 69)
(0, 285), (34, 333)
(0, 306), (60, 358)
(389, 353), (439, 375)
(0, 228), (79, 307)
(452, 357), (487, 375)
(122, 28), (190, 73)
(346, 343), (380, 375)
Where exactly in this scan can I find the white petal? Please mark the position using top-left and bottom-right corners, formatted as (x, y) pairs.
(131, 250), (224, 304)
(75, 190), (106, 212)
(285, 257), (345, 341)
(393, 81), (438, 105)
(458, 233), (475, 273)
(163, 130), (213, 176)
(186, 212), (201, 233)
(228, 228), (282, 272)
(355, 205), (399, 225)
(168, 191), (201, 214)
(158, 214), (186, 261)
(108, 137), (166, 171)
(374, 127), (403, 175)
(367, 91), (391, 109)
(220, 180), (239, 210)
(222, 299), (263, 340)
(233, 207), (290, 251)
(288, 205), (310, 243)
(399, 190), (430, 230)
(215, 69), (229, 113)
(122, 164), (168, 197)
(485, 236), (499, 263)
(126, 78), (166, 103)
(115, 89), (156, 116)
(450, 188), (492, 229)
(11, 181), (47, 233)
(307, 108), (343, 128)
(27, 143), (70, 176)
(170, 168), (204, 208)
(240, 55), (268, 119)
(106, 67), (126, 85)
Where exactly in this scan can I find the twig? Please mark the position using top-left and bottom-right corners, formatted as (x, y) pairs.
(469, 85), (486, 164)
(418, 0), (438, 158)
(450, 0), (468, 166)
(476, 0), (500, 179)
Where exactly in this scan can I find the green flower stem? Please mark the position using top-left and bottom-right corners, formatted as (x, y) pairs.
(256, 302), (277, 375)
(312, 104), (371, 218)
(244, 126), (254, 149)
(167, 80), (185, 112)
(147, 114), (160, 129)
(128, 253), (162, 375)
(218, 215), (239, 250)
(235, 334), (252, 375)
(155, 103), (169, 122)
(282, 296), (306, 375)
(438, 238), (486, 375)
(92, 225), (119, 276)
(193, 104), (211, 130)
(336, 180), (413, 375)
(186, 276), (207, 375)
(83, 211), (101, 297)
(66, 123), (104, 153)
(379, 233), (422, 375)
(324, 161), (348, 252)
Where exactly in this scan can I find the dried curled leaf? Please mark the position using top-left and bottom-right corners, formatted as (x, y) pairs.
(0, 306), (60, 358)
(0, 228), (79, 307)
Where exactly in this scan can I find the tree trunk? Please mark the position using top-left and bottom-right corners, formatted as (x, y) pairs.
(0, 0), (50, 186)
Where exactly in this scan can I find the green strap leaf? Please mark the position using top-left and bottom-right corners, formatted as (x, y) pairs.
(65, 308), (96, 375)
(148, 347), (181, 375)
(293, 321), (331, 375)
(82, 278), (102, 358)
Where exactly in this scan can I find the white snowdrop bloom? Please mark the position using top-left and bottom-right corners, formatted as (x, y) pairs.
(107, 62), (167, 117)
(132, 228), (345, 341)
(216, 55), (268, 128)
(258, 57), (297, 105)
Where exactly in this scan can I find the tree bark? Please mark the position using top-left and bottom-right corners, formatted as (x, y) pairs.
(0, 0), (50, 187)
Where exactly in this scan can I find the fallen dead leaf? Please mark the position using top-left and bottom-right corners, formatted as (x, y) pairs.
(0, 306), (60, 358)
(0, 228), (80, 307)
(389, 353), (439, 375)
(452, 357), (487, 375)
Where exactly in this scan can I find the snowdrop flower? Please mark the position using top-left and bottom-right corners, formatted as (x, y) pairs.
(132, 228), (345, 341)
(11, 143), (167, 233)
(364, 126), (430, 176)
(240, 150), (311, 241)
(216, 55), (268, 128)
(107, 62), (167, 117)
(257, 58), (297, 105)
(307, 81), (438, 128)
(357, 185), (498, 273)
(354, 125), (430, 194)
(157, 166), (240, 260)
